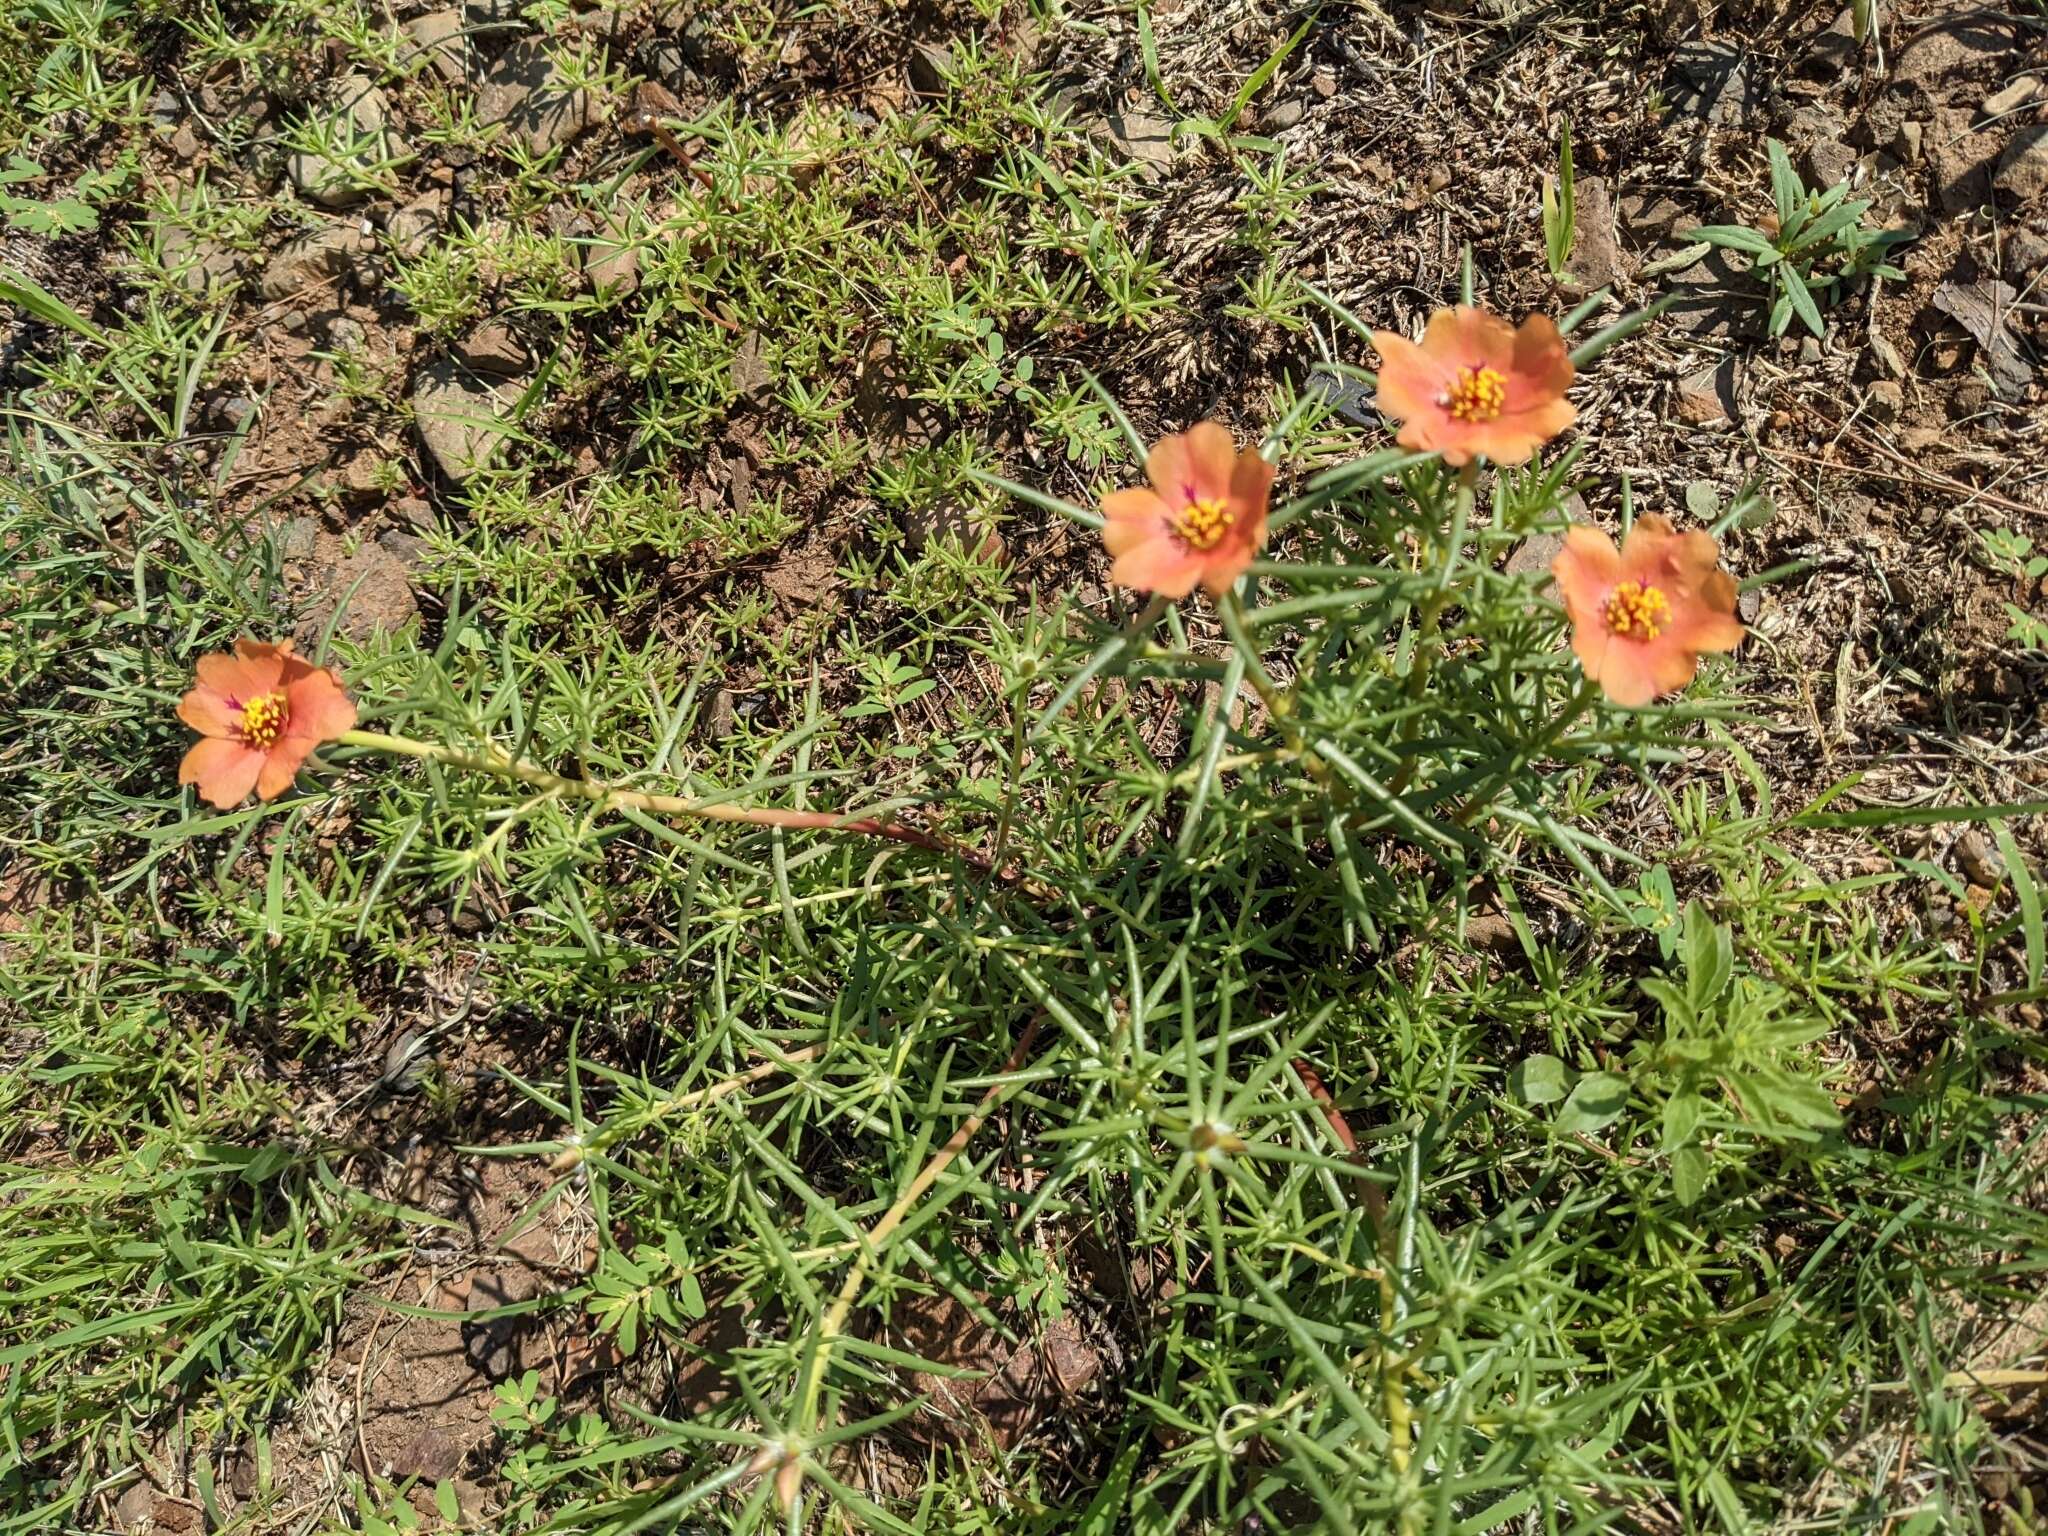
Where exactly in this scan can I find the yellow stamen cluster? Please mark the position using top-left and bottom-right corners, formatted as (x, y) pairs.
(1604, 581), (1670, 641)
(1442, 366), (1508, 423)
(239, 692), (288, 747)
(1173, 496), (1234, 551)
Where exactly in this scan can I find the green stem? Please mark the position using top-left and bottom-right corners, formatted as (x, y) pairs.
(332, 729), (1052, 899)
(1452, 677), (1602, 829)
(1385, 462), (1478, 796)
(1216, 589), (1285, 720)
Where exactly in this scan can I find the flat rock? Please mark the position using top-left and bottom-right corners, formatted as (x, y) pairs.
(1930, 108), (2000, 213)
(1102, 107), (1174, 177)
(112, 1482), (155, 1533)
(287, 533), (419, 647)
(1666, 42), (1755, 125)
(1787, 103), (1856, 190)
(414, 358), (521, 483)
(1953, 830), (2006, 888)
(729, 330), (772, 402)
(385, 188), (447, 258)
(908, 41), (953, 99)
(1504, 530), (1565, 580)
(156, 218), (239, 297)
(258, 221), (373, 300)
(1798, 8), (1862, 80)
(288, 74), (398, 207)
(1893, 12), (2023, 98)
(1306, 366), (1374, 425)
(1982, 78), (2040, 120)
(2007, 226), (2048, 282)
(1996, 124), (2048, 205)
(1867, 330), (1908, 379)
(453, 317), (528, 375)
(581, 212), (639, 296)
(460, 1267), (539, 1382)
(1663, 248), (1767, 340)
(477, 41), (602, 156)
(1674, 358), (1738, 426)
(399, 9), (467, 84)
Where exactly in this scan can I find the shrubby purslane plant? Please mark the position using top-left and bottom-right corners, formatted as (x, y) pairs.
(155, 289), (1806, 1533)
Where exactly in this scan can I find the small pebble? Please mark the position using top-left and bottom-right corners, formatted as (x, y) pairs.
(1952, 830), (2005, 888)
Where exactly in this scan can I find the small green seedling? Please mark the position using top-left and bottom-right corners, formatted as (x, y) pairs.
(1687, 139), (1908, 338)
(1542, 119), (1576, 278)
(1975, 527), (2048, 651)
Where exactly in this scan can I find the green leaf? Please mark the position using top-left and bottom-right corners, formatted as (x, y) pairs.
(1687, 224), (1776, 257)
(1740, 1070), (1841, 1134)
(1783, 265), (1826, 337)
(4, 196), (98, 235)
(1993, 824), (2043, 991)
(1075, 1440), (1142, 1535)
(1682, 904), (1734, 1015)
(1510, 1054), (1570, 1106)
(0, 263), (112, 349)
(1639, 976), (1695, 1032)
(1767, 138), (1804, 224)
(1672, 1144), (1709, 1207)
(434, 1480), (461, 1523)
(1219, 7), (1317, 134)
(1662, 1090), (1704, 1154)
(1557, 1072), (1630, 1135)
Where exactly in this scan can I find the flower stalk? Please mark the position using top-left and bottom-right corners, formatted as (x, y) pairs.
(333, 729), (1054, 901)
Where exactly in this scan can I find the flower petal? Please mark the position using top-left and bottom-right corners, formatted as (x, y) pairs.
(1644, 639), (1706, 699)
(1227, 448), (1276, 543)
(1178, 422), (1239, 503)
(1551, 525), (1621, 623)
(1195, 541), (1257, 597)
(1667, 569), (1745, 654)
(1573, 627), (1663, 708)
(176, 683), (243, 738)
(1147, 424), (1237, 508)
(194, 647), (286, 706)
(1454, 404), (1577, 467)
(179, 737), (268, 808)
(280, 667), (358, 748)
(1144, 433), (1191, 509)
(1617, 514), (1680, 578)
(1509, 314), (1574, 400)
(256, 738), (314, 801)
(1110, 532), (1203, 600)
(1101, 488), (1172, 556)
(1371, 330), (1455, 433)
(1426, 306), (1518, 371)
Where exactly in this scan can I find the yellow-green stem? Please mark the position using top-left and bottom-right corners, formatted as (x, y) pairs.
(794, 1016), (1040, 1434)
(333, 729), (1051, 898)
(1385, 461), (1479, 796)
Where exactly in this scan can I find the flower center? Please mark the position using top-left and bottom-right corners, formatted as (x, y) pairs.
(1173, 495), (1234, 552)
(1604, 581), (1671, 641)
(1442, 366), (1507, 423)
(239, 692), (288, 747)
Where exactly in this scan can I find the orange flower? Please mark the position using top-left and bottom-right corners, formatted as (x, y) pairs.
(177, 639), (357, 807)
(1550, 514), (1744, 707)
(1370, 307), (1577, 466)
(1100, 422), (1275, 600)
